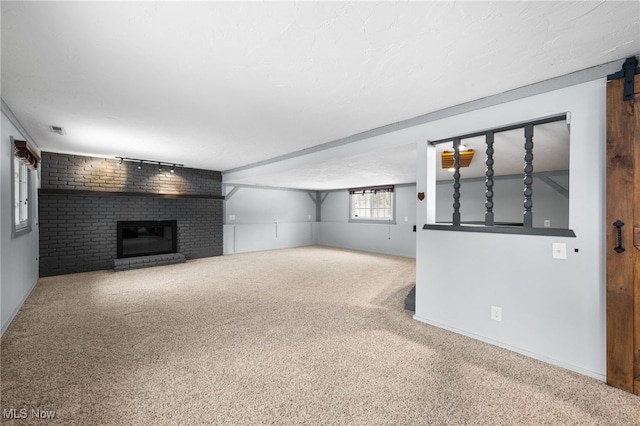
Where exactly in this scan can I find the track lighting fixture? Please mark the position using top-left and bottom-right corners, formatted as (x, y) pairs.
(115, 157), (184, 173)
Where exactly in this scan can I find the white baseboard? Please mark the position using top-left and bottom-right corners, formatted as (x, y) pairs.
(413, 314), (606, 382)
(1, 278), (38, 336)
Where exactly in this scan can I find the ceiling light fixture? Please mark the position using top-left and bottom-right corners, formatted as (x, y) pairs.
(170, 164), (175, 173)
(117, 157), (123, 165)
(138, 161), (143, 169)
(158, 162), (162, 172)
(441, 149), (475, 169)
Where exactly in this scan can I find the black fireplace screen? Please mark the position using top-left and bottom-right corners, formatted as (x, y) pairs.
(117, 220), (177, 258)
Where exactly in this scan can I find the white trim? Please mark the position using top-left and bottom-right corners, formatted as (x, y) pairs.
(1, 278), (38, 336)
(222, 183), (312, 193)
(412, 314), (606, 382)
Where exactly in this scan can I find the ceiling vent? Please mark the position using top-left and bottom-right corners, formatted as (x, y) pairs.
(49, 125), (66, 135)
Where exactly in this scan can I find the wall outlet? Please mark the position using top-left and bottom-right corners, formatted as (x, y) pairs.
(229, 215), (236, 221)
(543, 219), (551, 227)
(308, 215), (312, 220)
(491, 306), (502, 322)
(404, 216), (408, 222)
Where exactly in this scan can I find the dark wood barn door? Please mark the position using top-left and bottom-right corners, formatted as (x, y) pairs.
(606, 59), (640, 395)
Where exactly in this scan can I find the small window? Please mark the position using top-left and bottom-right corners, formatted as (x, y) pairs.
(349, 186), (395, 222)
(12, 143), (33, 237)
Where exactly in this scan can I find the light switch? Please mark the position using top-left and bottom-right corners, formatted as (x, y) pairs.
(552, 243), (567, 260)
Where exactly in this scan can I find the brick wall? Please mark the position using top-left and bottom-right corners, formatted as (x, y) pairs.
(39, 152), (223, 276)
(42, 152), (220, 195)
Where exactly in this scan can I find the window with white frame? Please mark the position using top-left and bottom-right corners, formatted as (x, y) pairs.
(12, 151), (31, 236)
(349, 185), (394, 222)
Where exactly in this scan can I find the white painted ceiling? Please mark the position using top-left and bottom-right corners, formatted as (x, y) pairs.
(1, 1), (638, 190)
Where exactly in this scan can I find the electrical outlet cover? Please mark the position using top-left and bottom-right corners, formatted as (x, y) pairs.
(552, 243), (567, 259)
(491, 306), (502, 322)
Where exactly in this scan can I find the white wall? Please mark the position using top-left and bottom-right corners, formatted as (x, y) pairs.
(1, 110), (40, 335)
(318, 185), (416, 258)
(415, 79), (606, 380)
(223, 184), (417, 258)
(223, 186), (317, 254)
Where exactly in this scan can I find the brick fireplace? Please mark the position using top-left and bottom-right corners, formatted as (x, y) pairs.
(38, 152), (224, 276)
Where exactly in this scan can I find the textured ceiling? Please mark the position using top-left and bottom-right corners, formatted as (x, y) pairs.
(227, 120), (570, 190)
(1, 1), (638, 189)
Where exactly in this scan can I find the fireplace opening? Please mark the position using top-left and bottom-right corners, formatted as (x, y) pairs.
(117, 220), (177, 259)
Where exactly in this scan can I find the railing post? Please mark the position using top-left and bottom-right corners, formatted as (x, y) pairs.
(523, 124), (534, 228)
(485, 132), (495, 226)
(452, 138), (461, 226)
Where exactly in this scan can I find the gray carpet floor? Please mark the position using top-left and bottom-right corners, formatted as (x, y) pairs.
(2, 246), (639, 425)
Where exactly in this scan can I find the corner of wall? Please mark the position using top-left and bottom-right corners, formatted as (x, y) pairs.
(1, 105), (41, 335)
